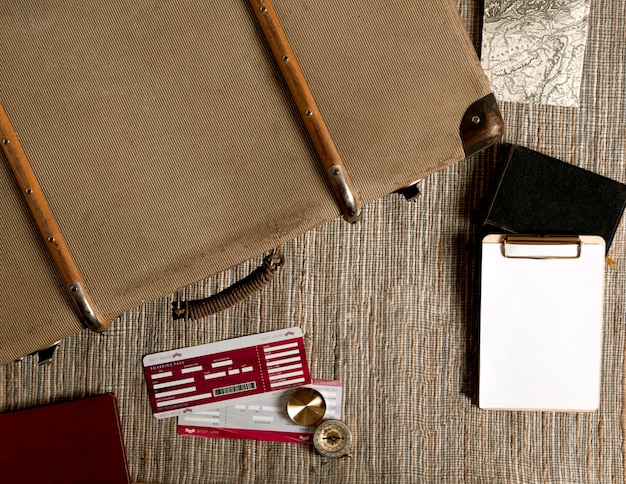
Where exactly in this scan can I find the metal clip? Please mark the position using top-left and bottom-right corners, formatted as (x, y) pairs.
(35, 342), (61, 366)
(502, 236), (582, 259)
(395, 180), (422, 202)
(328, 164), (361, 223)
(21, 341), (61, 365)
(68, 281), (108, 332)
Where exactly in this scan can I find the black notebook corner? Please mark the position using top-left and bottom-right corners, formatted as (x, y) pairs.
(483, 145), (626, 250)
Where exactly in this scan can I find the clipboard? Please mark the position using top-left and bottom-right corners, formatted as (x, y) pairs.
(479, 234), (606, 411)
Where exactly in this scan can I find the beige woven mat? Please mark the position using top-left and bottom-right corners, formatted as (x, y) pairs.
(2, 1), (626, 483)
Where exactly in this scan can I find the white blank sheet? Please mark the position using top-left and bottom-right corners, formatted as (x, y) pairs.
(479, 235), (605, 411)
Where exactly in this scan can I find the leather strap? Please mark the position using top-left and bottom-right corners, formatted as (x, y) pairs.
(172, 248), (284, 320)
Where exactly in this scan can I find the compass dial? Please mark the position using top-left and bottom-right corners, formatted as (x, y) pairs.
(313, 419), (352, 458)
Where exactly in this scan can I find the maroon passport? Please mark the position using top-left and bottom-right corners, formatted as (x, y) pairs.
(0, 394), (130, 484)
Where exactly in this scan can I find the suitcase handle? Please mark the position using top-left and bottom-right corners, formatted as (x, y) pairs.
(172, 248), (284, 320)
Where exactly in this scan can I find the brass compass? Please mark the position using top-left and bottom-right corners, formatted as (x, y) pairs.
(286, 388), (326, 426)
(313, 419), (353, 458)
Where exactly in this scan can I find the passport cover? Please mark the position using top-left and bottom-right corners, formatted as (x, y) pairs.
(484, 145), (626, 250)
(0, 394), (130, 484)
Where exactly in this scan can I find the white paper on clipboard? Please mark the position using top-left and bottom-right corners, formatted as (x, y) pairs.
(479, 234), (605, 411)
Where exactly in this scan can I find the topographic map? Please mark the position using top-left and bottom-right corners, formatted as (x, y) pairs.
(481, 0), (590, 107)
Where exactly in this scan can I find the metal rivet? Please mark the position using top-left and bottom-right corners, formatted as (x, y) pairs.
(282, 55), (289, 62)
(71, 285), (78, 292)
(2, 138), (9, 144)
(26, 188), (33, 194)
(305, 110), (313, 116)
(47, 236), (55, 242)
(471, 115), (481, 124)
(332, 168), (340, 176)
(260, 6), (267, 12)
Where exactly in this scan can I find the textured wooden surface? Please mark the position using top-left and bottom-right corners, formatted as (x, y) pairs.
(2, 1), (626, 483)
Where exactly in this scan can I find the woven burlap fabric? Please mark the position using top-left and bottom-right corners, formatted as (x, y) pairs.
(1, 1), (626, 484)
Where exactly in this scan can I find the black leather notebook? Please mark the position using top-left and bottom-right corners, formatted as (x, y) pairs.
(484, 145), (626, 251)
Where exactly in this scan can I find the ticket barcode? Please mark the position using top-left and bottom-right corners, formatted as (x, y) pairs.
(214, 382), (256, 397)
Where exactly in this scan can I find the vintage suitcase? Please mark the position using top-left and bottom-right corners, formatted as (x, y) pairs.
(0, 0), (503, 364)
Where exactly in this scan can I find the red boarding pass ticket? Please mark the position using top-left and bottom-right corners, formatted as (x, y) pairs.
(143, 327), (311, 419)
(177, 379), (342, 444)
